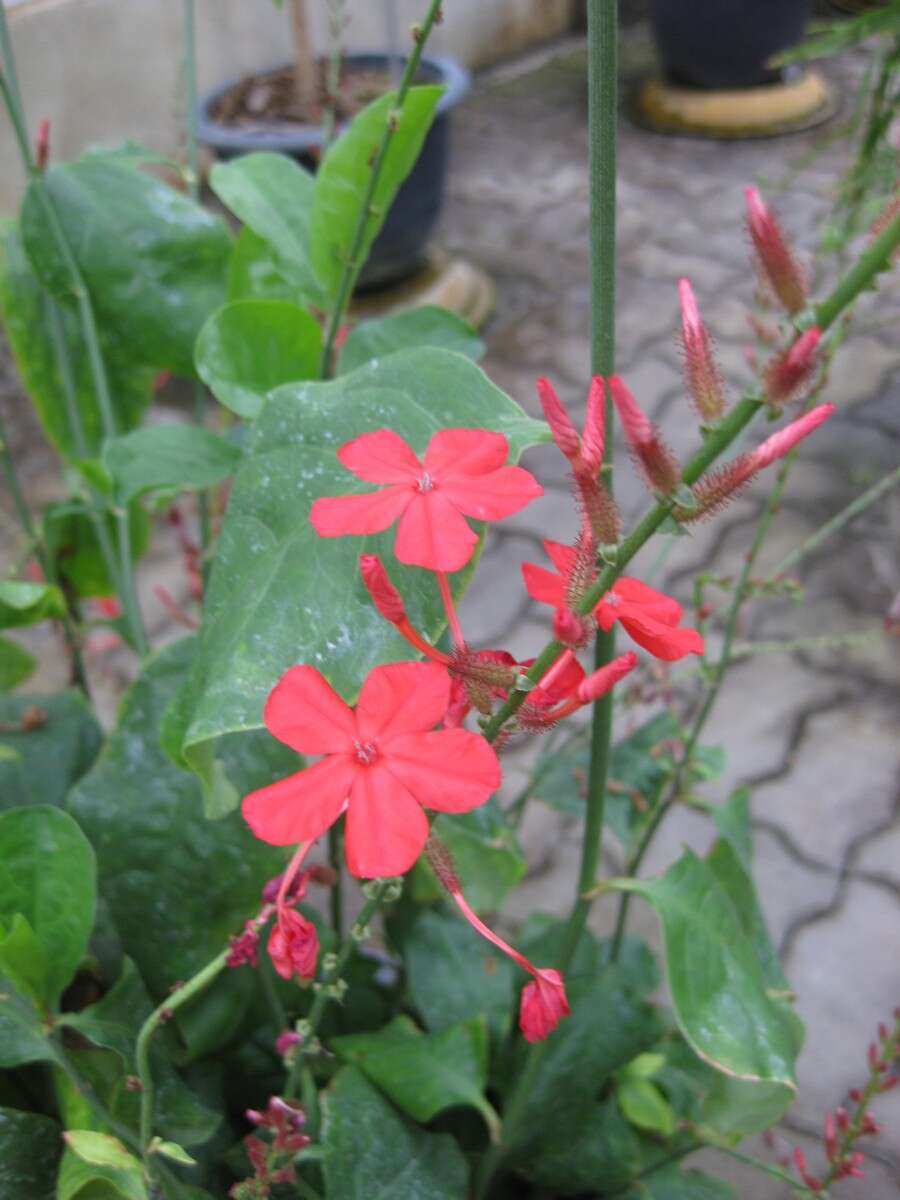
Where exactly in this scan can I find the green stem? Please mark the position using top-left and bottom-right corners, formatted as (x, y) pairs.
(317, 0), (444, 377)
(329, 825), (344, 938)
(284, 881), (388, 1104)
(135, 950), (228, 1157)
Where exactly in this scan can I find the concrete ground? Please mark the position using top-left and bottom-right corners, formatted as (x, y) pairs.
(2, 22), (899, 1200)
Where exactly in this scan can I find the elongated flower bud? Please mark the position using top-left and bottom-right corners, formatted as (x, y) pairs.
(678, 278), (725, 421)
(581, 376), (606, 472)
(537, 377), (581, 462)
(746, 402), (834, 471)
(359, 554), (405, 623)
(763, 328), (822, 406)
(577, 651), (638, 703)
(609, 376), (681, 495)
(553, 606), (593, 649)
(745, 186), (807, 314)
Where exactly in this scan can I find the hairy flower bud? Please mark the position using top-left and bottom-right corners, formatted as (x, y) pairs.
(359, 554), (406, 623)
(678, 278), (725, 421)
(553, 606), (593, 649)
(581, 376), (606, 472)
(609, 376), (681, 495)
(763, 328), (822, 406)
(537, 377), (581, 461)
(745, 185), (807, 314)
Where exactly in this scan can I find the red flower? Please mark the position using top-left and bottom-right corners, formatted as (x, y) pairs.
(268, 909), (319, 983)
(242, 661), (501, 878)
(309, 428), (543, 572)
(522, 540), (703, 662)
(519, 968), (571, 1043)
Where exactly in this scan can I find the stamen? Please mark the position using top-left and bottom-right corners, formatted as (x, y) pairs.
(417, 472), (435, 493)
(353, 741), (379, 766)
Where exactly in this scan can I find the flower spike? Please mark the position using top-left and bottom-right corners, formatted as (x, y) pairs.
(763, 328), (822, 406)
(609, 376), (681, 496)
(678, 278), (725, 422)
(745, 185), (807, 314)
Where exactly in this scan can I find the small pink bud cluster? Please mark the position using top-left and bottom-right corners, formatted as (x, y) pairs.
(745, 185), (808, 314)
(230, 1097), (311, 1198)
(609, 377), (682, 496)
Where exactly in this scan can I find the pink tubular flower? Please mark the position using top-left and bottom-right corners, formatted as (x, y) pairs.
(522, 541), (704, 662)
(745, 185), (807, 314)
(268, 908), (319, 983)
(519, 649), (637, 730)
(242, 661), (501, 878)
(609, 376), (681, 495)
(678, 278), (725, 422)
(309, 428), (543, 573)
(763, 328), (822, 406)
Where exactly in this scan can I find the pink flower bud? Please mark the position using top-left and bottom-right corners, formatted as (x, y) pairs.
(610, 376), (681, 495)
(577, 651), (638, 704)
(275, 1030), (302, 1058)
(581, 376), (606, 472)
(763, 328), (822, 406)
(745, 185), (807, 314)
(745, 403), (834, 473)
(519, 968), (570, 1043)
(537, 377), (581, 462)
(268, 909), (318, 984)
(553, 606), (592, 649)
(359, 554), (406, 624)
(425, 835), (462, 894)
(678, 278), (725, 421)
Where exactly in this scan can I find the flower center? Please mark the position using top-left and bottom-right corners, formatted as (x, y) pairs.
(417, 472), (435, 493)
(354, 740), (379, 766)
(603, 591), (621, 608)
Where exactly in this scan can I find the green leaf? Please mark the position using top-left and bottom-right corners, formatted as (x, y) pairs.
(171, 348), (548, 788)
(322, 1066), (469, 1200)
(0, 1106), (60, 1199)
(0, 221), (153, 462)
(0, 691), (102, 810)
(0, 912), (50, 1005)
(712, 786), (753, 874)
(66, 638), (286, 997)
(195, 299), (322, 419)
(0, 636), (36, 691)
(21, 159), (230, 376)
(64, 1131), (140, 1172)
(0, 580), (65, 630)
(611, 850), (798, 1097)
(399, 906), (516, 1040)
(43, 500), (151, 599)
(0, 805), (96, 1007)
(102, 424), (241, 504)
(311, 86), (443, 305)
(624, 1165), (737, 1199)
(209, 153), (321, 304)
(331, 1014), (499, 1140)
(774, 7), (900, 64)
(338, 307), (484, 375)
(622, 1051), (667, 1079)
(226, 228), (298, 304)
(618, 1077), (677, 1137)
(0, 968), (54, 1067)
(149, 1139), (197, 1166)
(61, 957), (220, 1146)
(410, 797), (526, 911)
(61, 1132), (147, 1200)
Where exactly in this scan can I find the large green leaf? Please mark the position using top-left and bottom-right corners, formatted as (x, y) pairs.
(209, 153), (321, 304)
(102, 424), (240, 504)
(411, 797), (526, 912)
(331, 1014), (499, 1139)
(194, 299), (322, 419)
(0, 691), (103, 810)
(0, 636), (36, 691)
(0, 1107), (60, 1200)
(0, 805), (96, 1007)
(337, 307), (485, 376)
(0, 221), (154, 461)
(311, 87), (442, 306)
(66, 638), (288, 998)
(0, 579), (65, 629)
(21, 159), (231, 376)
(612, 850), (798, 1100)
(322, 1066), (468, 1200)
(61, 957), (220, 1147)
(170, 348), (548, 791)
(226, 228), (298, 304)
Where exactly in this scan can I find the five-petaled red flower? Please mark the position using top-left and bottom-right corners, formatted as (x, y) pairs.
(309, 429), (543, 573)
(242, 661), (501, 878)
(522, 540), (704, 662)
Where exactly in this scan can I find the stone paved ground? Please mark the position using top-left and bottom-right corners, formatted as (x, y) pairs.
(2, 21), (899, 1199)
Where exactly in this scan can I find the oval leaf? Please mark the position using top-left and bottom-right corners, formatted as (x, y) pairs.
(337, 307), (484, 376)
(0, 580), (65, 630)
(103, 423), (241, 503)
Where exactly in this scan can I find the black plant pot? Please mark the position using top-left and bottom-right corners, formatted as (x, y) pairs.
(648, 0), (813, 90)
(198, 53), (470, 290)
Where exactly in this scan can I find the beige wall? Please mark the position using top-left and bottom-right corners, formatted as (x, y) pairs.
(0, 0), (574, 212)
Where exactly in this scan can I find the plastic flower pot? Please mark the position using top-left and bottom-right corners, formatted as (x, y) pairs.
(647, 0), (813, 90)
(197, 53), (470, 290)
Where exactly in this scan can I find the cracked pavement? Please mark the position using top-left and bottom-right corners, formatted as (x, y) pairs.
(1, 21), (898, 1199)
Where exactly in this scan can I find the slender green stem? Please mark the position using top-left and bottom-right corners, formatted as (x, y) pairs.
(318, 0), (444, 377)
(136, 949), (228, 1156)
(284, 881), (389, 1103)
(328, 825), (344, 938)
(772, 461), (900, 578)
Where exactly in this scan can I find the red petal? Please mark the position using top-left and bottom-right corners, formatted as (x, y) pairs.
(336, 430), (422, 483)
(619, 611), (705, 661)
(344, 764), (429, 878)
(543, 540), (577, 575)
(242, 756), (354, 845)
(385, 729), (500, 812)
(521, 562), (566, 608)
(614, 577), (683, 625)
(356, 661), (450, 742)
(441, 466), (543, 521)
(424, 429), (509, 478)
(309, 486), (411, 537)
(264, 665), (356, 754)
(394, 491), (479, 572)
